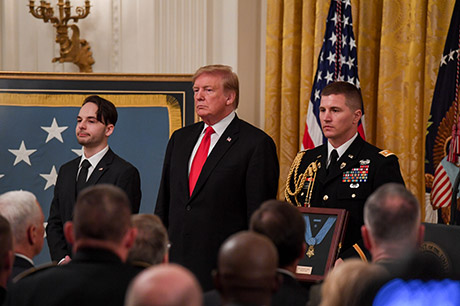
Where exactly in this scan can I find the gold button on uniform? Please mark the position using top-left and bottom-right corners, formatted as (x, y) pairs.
(351, 194), (356, 198)
(323, 195), (329, 201)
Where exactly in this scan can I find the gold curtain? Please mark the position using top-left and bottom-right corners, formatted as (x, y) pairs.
(265, 0), (455, 220)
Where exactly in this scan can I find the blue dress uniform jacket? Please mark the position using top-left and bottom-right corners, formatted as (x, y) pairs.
(285, 135), (404, 251)
(155, 115), (279, 291)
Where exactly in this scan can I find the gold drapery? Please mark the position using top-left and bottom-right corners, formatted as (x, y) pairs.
(265, 0), (455, 220)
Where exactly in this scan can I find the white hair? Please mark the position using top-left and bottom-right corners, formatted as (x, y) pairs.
(0, 190), (42, 245)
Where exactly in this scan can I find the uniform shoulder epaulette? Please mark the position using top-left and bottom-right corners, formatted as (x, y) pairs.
(13, 261), (58, 283)
(293, 150), (308, 159)
(379, 149), (395, 157)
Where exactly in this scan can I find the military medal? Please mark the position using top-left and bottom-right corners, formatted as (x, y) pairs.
(343, 165), (369, 183)
(306, 238), (316, 258)
(304, 216), (336, 258)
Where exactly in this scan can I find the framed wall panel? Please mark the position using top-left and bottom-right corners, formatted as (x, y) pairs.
(0, 72), (194, 264)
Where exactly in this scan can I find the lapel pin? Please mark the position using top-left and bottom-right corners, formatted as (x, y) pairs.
(98, 168), (103, 171)
(340, 162), (346, 169)
(348, 154), (354, 159)
(227, 137), (232, 142)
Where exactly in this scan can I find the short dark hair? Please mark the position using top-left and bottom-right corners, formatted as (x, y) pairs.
(82, 95), (118, 126)
(250, 200), (306, 268)
(0, 215), (12, 270)
(192, 64), (240, 108)
(321, 81), (363, 111)
(364, 183), (420, 244)
(128, 214), (169, 265)
(74, 184), (131, 243)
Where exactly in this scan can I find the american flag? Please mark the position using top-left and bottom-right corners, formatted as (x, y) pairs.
(302, 0), (365, 150)
(425, 0), (460, 215)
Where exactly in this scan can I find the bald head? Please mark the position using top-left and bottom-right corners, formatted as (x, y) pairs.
(216, 231), (279, 305)
(125, 263), (202, 306)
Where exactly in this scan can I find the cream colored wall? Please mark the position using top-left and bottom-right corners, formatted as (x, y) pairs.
(0, 0), (266, 128)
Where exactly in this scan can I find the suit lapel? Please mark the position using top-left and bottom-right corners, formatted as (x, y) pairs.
(190, 116), (240, 198)
(85, 149), (115, 186)
(69, 157), (80, 197)
(315, 145), (329, 183)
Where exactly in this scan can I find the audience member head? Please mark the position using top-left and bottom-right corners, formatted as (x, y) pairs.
(125, 263), (202, 306)
(64, 184), (137, 262)
(250, 199), (306, 271)
(361, 183), (424, 262)
(321, 81), (363, 112)
(214, 231), (279, 306)
(320, 259), (388, 306)
(127, 214), (169, 266)
(0, 215), (13, 288)
(0, 190), (44, 260)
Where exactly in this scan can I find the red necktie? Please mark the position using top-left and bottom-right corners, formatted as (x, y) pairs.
(189, 127), (215, 195)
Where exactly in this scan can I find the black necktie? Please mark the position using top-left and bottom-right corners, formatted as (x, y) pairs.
(327, 149), (338, 175)
(76, 160), (91, 194)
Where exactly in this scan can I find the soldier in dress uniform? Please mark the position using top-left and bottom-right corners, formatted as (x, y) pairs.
(285, 81), (404, 255)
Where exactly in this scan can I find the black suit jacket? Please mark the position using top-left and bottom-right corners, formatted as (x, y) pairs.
(272, 271), (309, 306)
(8, 248), (140, 306)
(46, 148), (141, 261)
(7, 255), (34, 289)
(155, 115), (279, 290)
(286, 135), (404, 251)
(203, 271), (309, 306)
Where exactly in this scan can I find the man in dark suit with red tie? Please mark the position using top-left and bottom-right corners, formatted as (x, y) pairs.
(46, 95), (141, 263)
(155, 64), (279, 290)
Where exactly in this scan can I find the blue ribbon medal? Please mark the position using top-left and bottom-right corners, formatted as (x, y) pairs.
(304, 216), (336, 258)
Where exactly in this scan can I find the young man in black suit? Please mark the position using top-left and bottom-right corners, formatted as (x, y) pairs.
(46, 95), (141, 263)
(155, 65), (279, 290)
(9, 184), (140, 306)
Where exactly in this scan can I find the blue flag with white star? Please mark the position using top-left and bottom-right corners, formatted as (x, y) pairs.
(0, 91), (185, 264)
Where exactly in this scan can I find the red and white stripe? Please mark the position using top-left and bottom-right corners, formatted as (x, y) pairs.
(431, 162), (453, 208)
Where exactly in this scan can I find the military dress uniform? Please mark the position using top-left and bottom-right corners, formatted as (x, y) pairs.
(285, 135), (404, 253)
